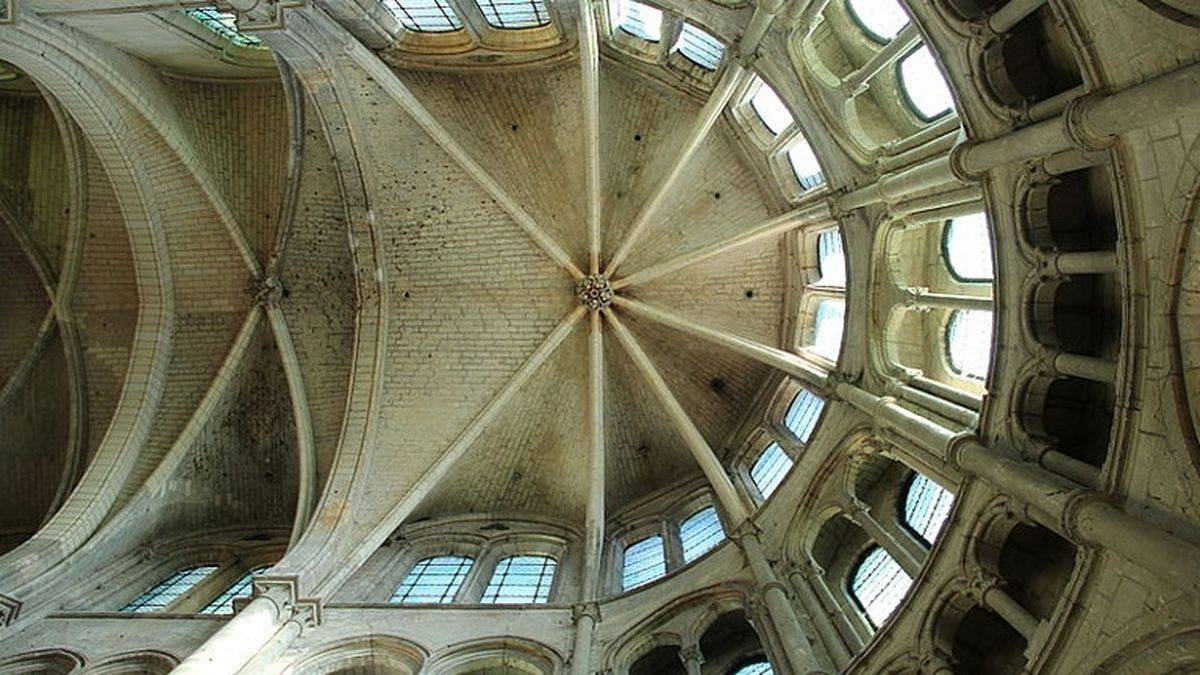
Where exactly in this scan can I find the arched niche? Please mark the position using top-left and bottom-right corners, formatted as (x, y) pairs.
(974, 515), (1077, 623)
(287, 635), (427, 675)
(426, 638), (562, 675)
(629, 644), (685, 675)
(933, 595), (1028, 675)
(979, 4), (1083, 107)
(1023, 166), (1117, 252)
(84, 650), (179, 674)
(697, 609), (770, 675)
(0, 649), (84, 674)
(1018, 374), (1112, 468)
(1028, 276), (1121, 358)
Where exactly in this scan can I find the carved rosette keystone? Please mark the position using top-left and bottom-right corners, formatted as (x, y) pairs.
(576, 274), (614, 311)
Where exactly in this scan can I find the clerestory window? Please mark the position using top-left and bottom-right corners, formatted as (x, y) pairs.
(622, 535), (667, 590)
(788, 138), (825, 191)
(382, 0), (464, 32)
(845, 0), (910, 42)
(200, 565), (270, 615)
(184, 7), (263, 47)
(849, 547), (912, 627)
(680, 506), (726, 563)
(783, 388), (826, 442)
(390, 555), (474, 603)
(903, 473), (954, 545)
(474, 0), (551, 29)
(672, 23), (725, 70)
(610, 0), (662, 41)
(809, 298), (845, 361)
(816, 230), (847, 287)
(121, 565), (218, 613)
(481, 555), (557, 604)
(750, 442), (793, 499)
(942, 212), (994, 282)
(945, 309), (993, 381)
(749, 80), (793, 135)
(898, 45), (955, 121)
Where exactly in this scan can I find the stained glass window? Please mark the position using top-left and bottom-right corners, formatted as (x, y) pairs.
(622, 535), (666, 590)
(845, 0), (910, 42)
(121, 565), (218, 613)
(903, 473), (954, 545)
(474, 0), (551, 29)
(816, 230), (847, 287)
(751, 442), (793, 498)
(481, 555), (556, 604)
(784, 389), (825, 442)
(200, 565), (270, 615)
(610, 0), (662, 41)
(382, 0), (463, 32)
(943, 212), (993, 282)
(899, 45), (955, 121)
(810, 299), (845, 361)
(849, 547), (912, 627)
(680, 506), (725, 563)
(750, 81), (793, 135)
(673, 23), (725, 70)
(390, 555), (474, 603)
(184, 7), (263, 47)
(946, 309), (992, 380)
(789, 138), (825, 191)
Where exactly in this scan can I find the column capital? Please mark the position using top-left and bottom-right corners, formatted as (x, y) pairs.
(946, 432), (987, 471)
(947, 141), (982, 183)
(252, 574), (323, 629)
(221, 0), (306, 32)
(1063, 94), (1114, 152)
(730, 519), (764, 545)
(963, 569), (1001, 603)
(0, 0), (12, 24)
(572, 601), (602, 624)
(1058, 488), (1112, 545)
(677, 644), (705, 667)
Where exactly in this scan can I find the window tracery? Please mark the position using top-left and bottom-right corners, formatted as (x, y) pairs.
(610, 0), (662, 41)
(848, 547), (912, 627)
(902, 473), (954, 546)
(200, 565), (271, 615)
(390, 555), (474, 604)
(750, 442), (793, 499)
(481, 555), (557, 604)
(381, 0), (464, 32)
(474, 0), (551, 29)
(622, 535), (667, 590)
(121, 565), (218, 613)
(672, 23), (725, 70)
(680, 506), (726, 563)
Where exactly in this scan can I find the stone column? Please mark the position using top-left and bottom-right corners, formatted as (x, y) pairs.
(838, 383), (1200, 593)
(841, 23), (920, 95)
(843, 501), (925, 577)
(966, 572), (1040, 641)
(904, 287), (993, 313)
(787, 567), (854, 666)
(571, 603), (601, 675)
(1051, 352), (1116, 384)
(678, 643), (705, 675)
(736, 526), (830, 674)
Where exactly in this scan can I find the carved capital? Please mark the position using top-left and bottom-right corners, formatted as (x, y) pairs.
(0, 0), (12, 24)
(572, 601), (601, 624)
(729, 519), (763, 545)
(252, 573), (322, 629)
(0, 593), (20, 627)
(964, 570), (1001, 603)
(1059, 488), (1110, 545)
(677, 644), (705, 666)
(1063, 94), (1114, 153)
(221, 0), (306, 32)
(947, 141), (980, 183)
(946, 432), (985, 471)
